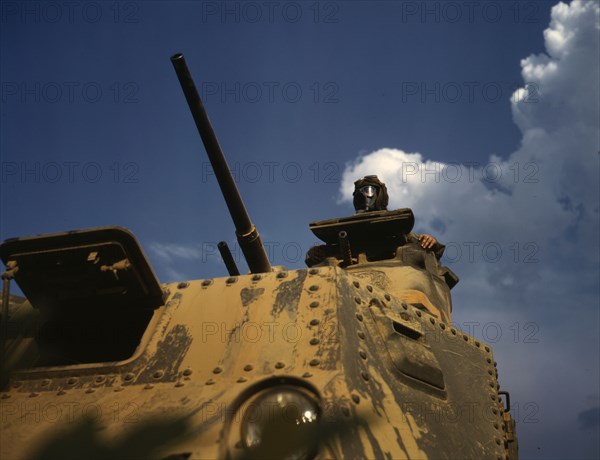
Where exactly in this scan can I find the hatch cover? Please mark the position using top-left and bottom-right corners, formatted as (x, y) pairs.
(0, 226), (164, 312)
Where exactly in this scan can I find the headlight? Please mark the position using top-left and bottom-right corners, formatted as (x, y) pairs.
(236, 385), (320, 460)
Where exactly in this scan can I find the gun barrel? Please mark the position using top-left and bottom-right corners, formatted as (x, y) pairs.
(171, 53), (271, 274)
(338, 231), (352, 266)
(218, 241), (240, 277)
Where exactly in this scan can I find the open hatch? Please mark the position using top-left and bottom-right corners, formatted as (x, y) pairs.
(0, 227), (164, 367)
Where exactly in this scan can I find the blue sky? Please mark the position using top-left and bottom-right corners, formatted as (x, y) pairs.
(1, 1), (599, 458)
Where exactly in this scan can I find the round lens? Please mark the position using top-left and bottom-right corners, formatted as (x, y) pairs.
(241, 387), (319, 459)
(360, 185), (377, 198)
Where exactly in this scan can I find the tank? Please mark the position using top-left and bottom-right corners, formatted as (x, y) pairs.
(0, 54), (518, 460)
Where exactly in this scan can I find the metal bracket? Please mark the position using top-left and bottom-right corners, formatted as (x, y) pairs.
(498, 390), (511, 412)
(100, 258), (132, 281)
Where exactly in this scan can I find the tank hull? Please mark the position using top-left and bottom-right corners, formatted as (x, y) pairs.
(1, 266), (512, 459)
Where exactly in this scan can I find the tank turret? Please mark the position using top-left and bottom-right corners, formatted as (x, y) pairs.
(306, 208), (458, 324)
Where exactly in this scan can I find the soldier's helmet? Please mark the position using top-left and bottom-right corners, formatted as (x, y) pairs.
(353, 175), (389, 212)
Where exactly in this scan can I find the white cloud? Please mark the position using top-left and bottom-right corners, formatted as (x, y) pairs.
(340, 0), (599, 292)
(148, 242), (204, 263)
(147, 240), (239, 283)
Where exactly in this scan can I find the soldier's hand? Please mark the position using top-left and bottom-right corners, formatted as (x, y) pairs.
(418, 234), (437, 249)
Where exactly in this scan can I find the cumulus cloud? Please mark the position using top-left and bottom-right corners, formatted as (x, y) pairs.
(340, 0), (599, 310)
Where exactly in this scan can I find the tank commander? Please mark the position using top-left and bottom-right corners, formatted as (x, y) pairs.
(305, 175), (445, 266)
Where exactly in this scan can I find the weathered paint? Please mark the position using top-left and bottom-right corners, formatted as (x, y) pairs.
(1, 263), (516, 459)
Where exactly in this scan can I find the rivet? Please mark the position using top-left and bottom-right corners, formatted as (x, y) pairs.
(416, 310), (422, 317)
(359, 351), (367, 360)
(226, 277), (237, 284)
(124, 373), (135, 381)
(361, 371), (370, 381)
(237, 377), (247, 383)
(366, 285), (373, 292)
(67, 377), (79, 385)
(302, 372), (312, 378)
(85, 388), (95, 394)
(310, 319), (320, 326)
(310, 338), (319, 345)
(309, 301), (320, 308)
(41, 379), (51, 387)
(356, 313), (363, 322)
(201, 279), (213, 287)
(175, 382), (184, 388)
(354, 297), (361, 304)
(309, 358), (320, 366)
(494, 361), (498, 367)
(95, 376), (105, 384)
(213, 367), (223, 374)
(402, 303), (408, 310)
(29, 392), (39, 398)
(489, 382), (495, 388)
(113, 387), (123, 392)
(451, 328), (457, 335)
(206, 379), (215, 385)
(353, 281), (360, 288)
(144, 384), (154, 390)
(351, 394), (360, 404)
(440, 322), (446, 330)
(475, 341), (481, 347)
(492, 408), (498, 415)
(494, 422), (499, 429)
(429, 317), (435, 325)
(277, 272), (288, 279)
(177, 282), (189, 289)
(486, 358), (492, 364)
(488, 370), (494, 375)
(309, 268), (319, 275)
(463, 335), (469, 341)
(153, 370), (164, 379)
(182, 368), (193, 376)
(490, 395), (496, 401)
(252, 274), (261, 281)
(309, 285), (319, 291)
(57, 390), (66, 395)
(357, 331), (365, 340)
(275, 362), (285, 369)
(243, 364), (253, 372)
(485, 345), (491, 352)
(384, 294), (391, 301)
(342, 406), (351, 416)
(495, 438), (502, 445)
